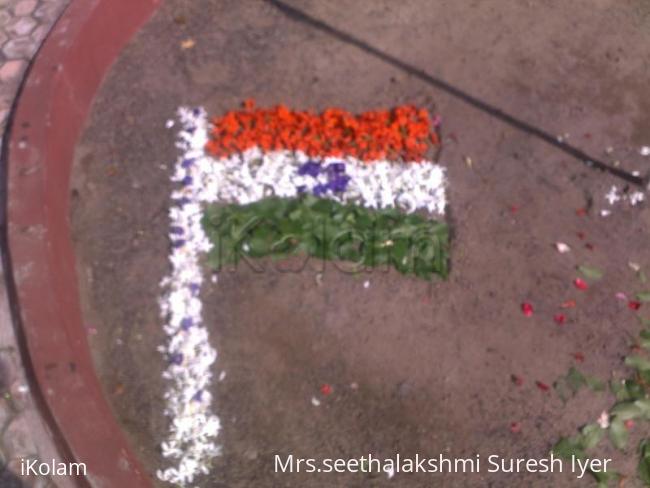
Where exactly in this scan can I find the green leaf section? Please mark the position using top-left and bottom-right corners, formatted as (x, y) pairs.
(637, 291), (650, 302)
(578, 265), (604, 280)
(554, 367), (605, 402)
(201, 195), (449, 280)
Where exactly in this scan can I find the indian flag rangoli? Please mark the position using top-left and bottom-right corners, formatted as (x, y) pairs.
(158, 101), (449, 485)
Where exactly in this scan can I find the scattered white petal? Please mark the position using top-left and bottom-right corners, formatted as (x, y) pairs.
(165, 119), (175, 129)
(605, 186), (620, 205)
(311, 396), (321, 407)
(218, 371), (226, 382)
(597, 410), (610, 429)
(555, 242), (571, 253)
(629, 191), (645, 206)
(640, 146), (650, 156)
(600, 209), (612, 217)
(629, 261), (641, 272)
(386, 466), (395, 479)
(363, 280), (370, 289)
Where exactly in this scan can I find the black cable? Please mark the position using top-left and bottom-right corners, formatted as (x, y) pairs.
(266, 0), (647, 188)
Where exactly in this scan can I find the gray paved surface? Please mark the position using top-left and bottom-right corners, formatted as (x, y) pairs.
(1, 1), (74, 487)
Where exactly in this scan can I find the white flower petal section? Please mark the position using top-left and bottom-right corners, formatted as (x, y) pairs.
(183, 148), (447, 216)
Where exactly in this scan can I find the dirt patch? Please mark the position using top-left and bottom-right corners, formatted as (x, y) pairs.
(71, 0), (650, 486)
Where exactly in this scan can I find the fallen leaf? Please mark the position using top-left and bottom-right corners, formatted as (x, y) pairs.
(636, 291), (650, 302)
(578, 265), (604, 280)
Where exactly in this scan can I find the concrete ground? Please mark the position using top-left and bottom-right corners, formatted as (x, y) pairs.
(72, 1), (650, 487)
(1, 1), (74, 487)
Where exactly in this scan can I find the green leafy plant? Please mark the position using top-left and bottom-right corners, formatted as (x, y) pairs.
(554, 324), (650, 486)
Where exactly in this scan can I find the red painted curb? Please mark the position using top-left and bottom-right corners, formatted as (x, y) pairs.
(6, 1), (160, 486)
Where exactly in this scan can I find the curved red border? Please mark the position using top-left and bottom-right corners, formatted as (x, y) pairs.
(5, 0), (160, 486)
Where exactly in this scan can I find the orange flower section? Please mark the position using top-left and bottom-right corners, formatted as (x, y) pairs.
(206, 99), (440, 162)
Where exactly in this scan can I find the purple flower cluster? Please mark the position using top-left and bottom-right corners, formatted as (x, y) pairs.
(297, 160), (351, 196)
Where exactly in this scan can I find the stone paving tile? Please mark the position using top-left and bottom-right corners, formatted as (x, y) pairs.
(0, 2), (75, 487)
(6, 15), (38, 37)
(14, 0), (38, 16)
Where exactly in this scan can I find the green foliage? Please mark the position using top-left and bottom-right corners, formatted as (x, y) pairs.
(201, 195), (449, 280)
(639, 440), (650, 485)
(637, 291), (650, 302)
(578, 265), (604, 280)
(554, 367), (605, 402)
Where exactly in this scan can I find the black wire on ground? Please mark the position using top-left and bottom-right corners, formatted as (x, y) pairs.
(266, 0), (647, 189)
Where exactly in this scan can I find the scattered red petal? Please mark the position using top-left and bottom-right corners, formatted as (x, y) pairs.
(561, 300), (577, 309)
(583, 133), (592, 139)
(624, 419), (635, 430)
(511, 374), (524, 386)
(572, 352), (585, 363)
(320, 383), (332, 396)
(535, 381), (550, 392)
(585, 243), (595, 251)
(576, 208), (587, 216)
(521, 302), (534, 317)
(510, 205), (519, 214)
(574, 278), (588, 291)
(629, 301), (642, 311)
(554, 314), (566, 325)
(577, 232), (586, 240)
(510, 422), (522, 433)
